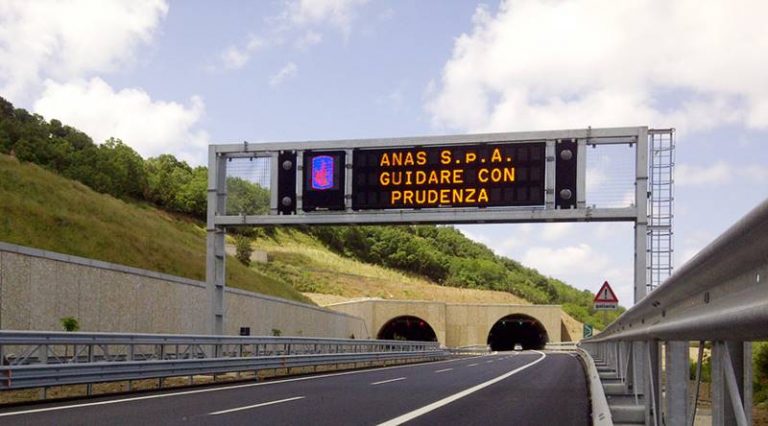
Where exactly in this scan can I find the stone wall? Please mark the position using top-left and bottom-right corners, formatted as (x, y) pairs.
(327, 299), (563, 347)
(445, 303), (562, 347)
(0, 242), (368, 338)
(329, 300), (448, 344)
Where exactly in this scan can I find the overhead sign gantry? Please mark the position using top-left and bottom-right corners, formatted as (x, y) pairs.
(207, 126), (660, 334)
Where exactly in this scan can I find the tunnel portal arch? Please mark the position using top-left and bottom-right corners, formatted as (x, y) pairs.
(487, 313), (549, 351)
(377, 315), (438, 342)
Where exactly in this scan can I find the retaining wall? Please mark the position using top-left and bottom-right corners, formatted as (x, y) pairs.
(0, 242), (368, 338)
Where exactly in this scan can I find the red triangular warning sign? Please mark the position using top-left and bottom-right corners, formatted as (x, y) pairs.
(593, 281), (619, 303)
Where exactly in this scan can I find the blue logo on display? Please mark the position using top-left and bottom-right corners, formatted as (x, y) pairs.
(311, 155), (334, 190)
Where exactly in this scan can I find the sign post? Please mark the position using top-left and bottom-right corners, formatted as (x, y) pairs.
(593, 281), (619, 310)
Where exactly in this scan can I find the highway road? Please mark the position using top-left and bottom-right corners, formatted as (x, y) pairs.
(0, 351), (589, 425)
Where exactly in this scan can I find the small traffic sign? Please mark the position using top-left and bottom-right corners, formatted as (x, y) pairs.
(583, 324), (593, 338)
(594, 281), (618, 310)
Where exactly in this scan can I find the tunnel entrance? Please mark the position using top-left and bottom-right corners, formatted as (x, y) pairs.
(487, 314), (548, 351)
(377, 316), (438, 342)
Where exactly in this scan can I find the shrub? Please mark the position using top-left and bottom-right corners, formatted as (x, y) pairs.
(235, 235), (253, 266)
(60, 316), (80, 332)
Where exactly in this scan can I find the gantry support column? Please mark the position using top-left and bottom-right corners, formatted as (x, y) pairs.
(634, 126), (649, 303)
(206, 147), (227, 335)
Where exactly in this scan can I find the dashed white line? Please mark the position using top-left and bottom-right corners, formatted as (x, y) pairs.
(486, 361), (493, 364)
(371, 377), (407, 386)
(378, 351), (547, 426)
(467, 363), (479, 367)
(0, 355), (480, 418)
(209, 396), (304, 415)
(434, 368), (453, 373)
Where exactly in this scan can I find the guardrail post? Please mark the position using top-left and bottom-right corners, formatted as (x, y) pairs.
(742, 342), (754, 425)
(712, 341), (752, 426)
(664, 341), (689, 425)
(624, 342), (635, 394)
(614, 342), (623, 380)
(646, 340), (661, 426)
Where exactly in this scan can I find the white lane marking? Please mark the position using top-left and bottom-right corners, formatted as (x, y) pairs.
(209, 396), (304, 416)
(467, 363), (479, 367)
(378, 351), (547, 426)
(371, 377), (406, 386)
(0, 355), (479, 418)
(434, 368), (453, 373)
(486, 361), (493, 364)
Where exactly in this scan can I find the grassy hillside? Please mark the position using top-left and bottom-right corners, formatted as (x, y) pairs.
(0, 153), (530, 308)
(0, 154), (310, 303)
(246, 228), (529, 304)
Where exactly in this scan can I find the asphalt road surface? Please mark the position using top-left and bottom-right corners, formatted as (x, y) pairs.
(0, 351), (589, 425)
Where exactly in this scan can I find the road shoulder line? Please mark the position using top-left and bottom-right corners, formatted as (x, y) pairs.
(378, 351), (547, 426)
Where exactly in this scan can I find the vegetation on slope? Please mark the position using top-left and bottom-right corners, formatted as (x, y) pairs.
(245, 227), (529, 304)
(0, 154), (310, 303)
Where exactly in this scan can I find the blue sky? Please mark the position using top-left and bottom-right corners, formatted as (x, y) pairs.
(2, 0), (767, 306)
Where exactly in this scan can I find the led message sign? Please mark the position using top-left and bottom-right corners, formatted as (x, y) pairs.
(352, 143), (545, 210)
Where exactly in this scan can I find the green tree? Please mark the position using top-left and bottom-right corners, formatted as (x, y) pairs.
(144, 154), (191, 208)
(175, 166), (208, 218)
(226, 177), (270, 215)
(99, 138), (146, 198)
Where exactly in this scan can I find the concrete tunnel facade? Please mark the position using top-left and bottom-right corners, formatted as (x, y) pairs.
(325, 300), (564, 348)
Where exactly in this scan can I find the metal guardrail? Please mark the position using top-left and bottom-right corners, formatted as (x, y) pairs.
(574, 348), (612, 426)
(0, 331), (445, 391)
(580, 197), (768, 425)
(448, 345), (490, 355)
(544, 342), (578, 351)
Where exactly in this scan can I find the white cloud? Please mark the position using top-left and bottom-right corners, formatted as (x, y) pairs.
(270, 62), (299, 87)
(676, 162), (732, 186)
(741, 165), (768, 183)
(0, 0), (168, 102)
(246, 35), (266, 51)
(284, 0), (368, 35)
(522, 243), (635, 304)
(522, 244), (610, 282)
(676, 229), (716, 266)
(34, 78), (209, 163)
(218, 0), (368, 71)
(218, 35), (267, 70)
(427, 0), (768, 134)
(540, 223), (573, 241)
(594, 223), (625, 241)
(498, 224), (533, 250)
(294, 30), (324, 49)
(376, 88), (405, 112)
(221, 47), (249, 70)
(586, 169), (608, 190)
